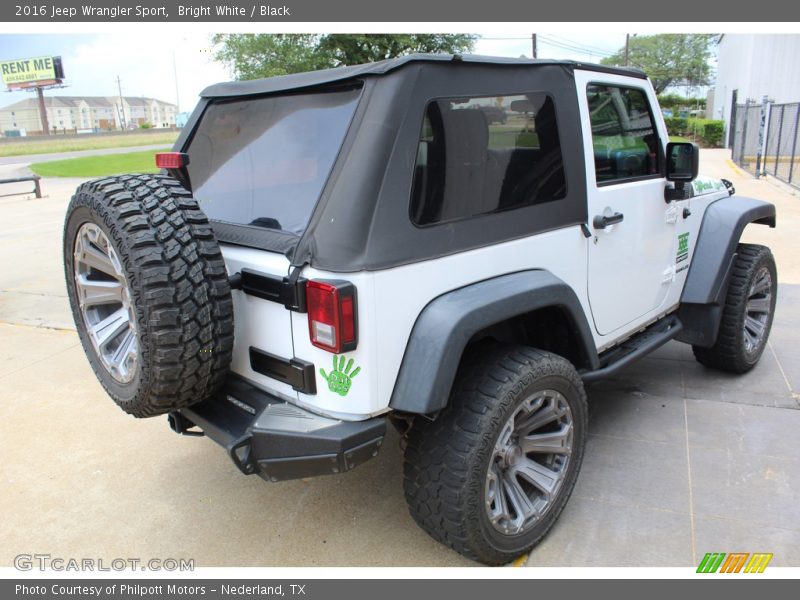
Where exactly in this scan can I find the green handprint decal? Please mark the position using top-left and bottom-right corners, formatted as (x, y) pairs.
(320, 355), (361, 397)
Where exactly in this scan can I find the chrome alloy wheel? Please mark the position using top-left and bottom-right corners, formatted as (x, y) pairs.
(485, 390), (574, 535)
(73, 223), (138, 383)
(743, 266), (773, 355)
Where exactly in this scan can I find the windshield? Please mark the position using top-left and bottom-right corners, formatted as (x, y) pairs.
(186, 87), (361, 236)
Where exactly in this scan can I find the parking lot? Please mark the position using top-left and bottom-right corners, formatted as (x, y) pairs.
(1, 149), (798, 567)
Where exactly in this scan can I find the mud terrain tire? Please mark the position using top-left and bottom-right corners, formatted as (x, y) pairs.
(64, 174), (233, 417)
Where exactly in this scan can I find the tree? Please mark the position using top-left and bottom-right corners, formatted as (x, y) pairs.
(211, 34), (325, 80)
(600, 34), (717, 94)
(212, 34), (477, 80)
(657, 93), (706, 109)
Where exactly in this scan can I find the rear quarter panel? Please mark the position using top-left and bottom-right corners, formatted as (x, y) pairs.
(293, 227), (591, 420)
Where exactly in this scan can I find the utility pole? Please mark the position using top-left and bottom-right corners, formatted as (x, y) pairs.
(116, 75), (127, 130)
(531, 34), (537, 59)
(624, 34), (630, 66)
(35, 86), (50, 135)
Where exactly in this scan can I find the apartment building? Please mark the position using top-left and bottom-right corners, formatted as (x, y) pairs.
(0, 95), (177, 134)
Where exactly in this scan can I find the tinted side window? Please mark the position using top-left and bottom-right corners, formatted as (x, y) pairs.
(586, 84), (661, 184)
(410, 93), (567, 226)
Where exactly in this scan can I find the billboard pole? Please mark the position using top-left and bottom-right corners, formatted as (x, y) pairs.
(35, 85), (50, 135)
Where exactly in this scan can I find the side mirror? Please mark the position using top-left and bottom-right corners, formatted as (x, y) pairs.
(666, 142), (699, 182)
(665, 142), (699, 202)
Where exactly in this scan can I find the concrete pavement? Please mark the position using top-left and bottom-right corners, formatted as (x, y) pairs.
(0, 174), (86, 329)
(0, 149), (798, 567)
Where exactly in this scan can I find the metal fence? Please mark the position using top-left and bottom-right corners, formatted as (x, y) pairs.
(731, 99), (800, 188)
(731, 101), (763, 176)
(763, 103), (800, 187)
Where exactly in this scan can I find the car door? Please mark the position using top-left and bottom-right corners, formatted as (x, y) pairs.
(574, 70), (678, 338)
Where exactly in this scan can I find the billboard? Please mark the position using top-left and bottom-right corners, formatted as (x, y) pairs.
(0, 56), (64, 88)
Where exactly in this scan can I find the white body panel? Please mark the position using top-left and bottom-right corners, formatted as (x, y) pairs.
(295, 226), (590, 420)
(219, 244), (298, 403)
(290, 268), (381, 420)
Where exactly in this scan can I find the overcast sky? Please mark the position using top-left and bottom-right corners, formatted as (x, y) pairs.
(0, 33), (227, 112)
(0, 32), (644, 112)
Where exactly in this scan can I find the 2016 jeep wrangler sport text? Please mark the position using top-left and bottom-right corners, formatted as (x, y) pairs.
(63, 55), (777, 565)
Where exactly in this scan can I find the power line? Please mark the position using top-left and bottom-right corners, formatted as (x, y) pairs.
(544, 33), (616, 56)
(476, 33), (616, 59)
(479, 36), (536, 41)
(537, 35), (614, 58)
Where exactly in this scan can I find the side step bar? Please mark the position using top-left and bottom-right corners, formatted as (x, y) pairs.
(169, 376), (386, 482)
(582, 314), (683, 383)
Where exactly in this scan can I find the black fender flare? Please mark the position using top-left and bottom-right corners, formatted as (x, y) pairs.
(677, 196), (776, 347)
(388, 270), (599, 415)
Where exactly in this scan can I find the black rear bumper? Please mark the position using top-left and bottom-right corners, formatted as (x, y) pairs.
(169, 376), (386, 482)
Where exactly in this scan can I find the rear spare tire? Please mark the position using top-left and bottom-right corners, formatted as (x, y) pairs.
(63, 174), (234, 417)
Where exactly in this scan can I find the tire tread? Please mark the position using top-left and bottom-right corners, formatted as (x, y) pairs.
(402, 345), (587, 565)
(693, 243), (776, 374)
(64, 174), (234, 417)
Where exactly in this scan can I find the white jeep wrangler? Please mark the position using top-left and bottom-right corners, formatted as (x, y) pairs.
(63, 55), (777, 565)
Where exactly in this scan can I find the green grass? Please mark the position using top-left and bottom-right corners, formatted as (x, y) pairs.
(687, 117), (716, 128)
(0, 132), (179, 157)
(669, 136), (690, 143)
(30, 148), (169, 177)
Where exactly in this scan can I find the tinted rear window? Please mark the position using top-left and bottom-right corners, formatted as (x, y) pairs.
(186, 87), (361, 235)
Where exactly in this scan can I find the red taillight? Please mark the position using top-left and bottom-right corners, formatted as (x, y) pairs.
(155, 152), (189, 169)
(306, 280), (357, 354)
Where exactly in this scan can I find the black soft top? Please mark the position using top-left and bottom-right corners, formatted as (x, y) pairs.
(201, 53), (646, 98)
(180, 55), (653, 272)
